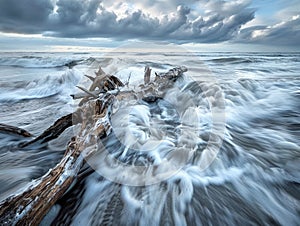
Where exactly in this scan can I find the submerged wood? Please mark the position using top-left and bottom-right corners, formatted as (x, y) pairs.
(0, 123), (33, 137)
(0, 65), (187, 225)
(20, 113), (74, 148)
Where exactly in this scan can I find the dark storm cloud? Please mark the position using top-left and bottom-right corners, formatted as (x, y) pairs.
(55, 0), (100, 24)
(47, 1), (191, 39)
(46, 0), (255, 43)
(169, 6), (255, 43)
(0, 0), (298, 46)
(0, 0), (53, 33)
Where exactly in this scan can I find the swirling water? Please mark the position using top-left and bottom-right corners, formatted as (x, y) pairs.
(0, 51), (299, 225)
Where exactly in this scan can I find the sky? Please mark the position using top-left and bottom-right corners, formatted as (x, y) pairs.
(0, 0), (299, 52)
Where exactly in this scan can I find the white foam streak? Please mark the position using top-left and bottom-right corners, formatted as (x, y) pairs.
(0, 69), (82, 102)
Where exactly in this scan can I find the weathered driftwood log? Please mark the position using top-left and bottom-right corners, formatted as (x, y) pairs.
(0, 123), (33, 137)
(0, 138), (83, 226)
(0, 65), (187, 225)
(20, 113), (74, 148)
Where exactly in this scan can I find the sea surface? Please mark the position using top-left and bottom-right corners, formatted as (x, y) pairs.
(0, 50), (299, 225)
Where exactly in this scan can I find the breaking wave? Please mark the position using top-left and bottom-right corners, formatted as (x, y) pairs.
(0, 69), (82, 102)
(0, 55), (96, 68)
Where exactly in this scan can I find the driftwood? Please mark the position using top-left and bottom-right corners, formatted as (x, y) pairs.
(144, 66), (151, 84)
(0, 138), (83, 225)
(0, 65), (187, 225)
(20, 113), (74, 148)
(0, 123), (32, 137)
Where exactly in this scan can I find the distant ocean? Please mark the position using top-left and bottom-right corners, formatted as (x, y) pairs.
(0, 51), (299, 225)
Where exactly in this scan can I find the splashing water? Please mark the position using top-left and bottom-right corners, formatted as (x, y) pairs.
(0, 51), (299, 225)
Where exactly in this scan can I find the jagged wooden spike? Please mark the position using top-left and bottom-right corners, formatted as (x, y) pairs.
(95, 67), (106, 77)
(144, 66), (151, 84)
(89, 76), (104, 91)
(89, 76), (116, 92)
(76, 86), (98, 98)
(70, 92), (89, 100)
(84, 74), (95, 82)
(71, 90), (102, 100)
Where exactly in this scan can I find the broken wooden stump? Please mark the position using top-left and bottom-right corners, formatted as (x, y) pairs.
(144, 66), (151, 84)
(0, 65), (188, 225)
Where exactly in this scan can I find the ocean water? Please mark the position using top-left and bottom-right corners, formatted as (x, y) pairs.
(0, 51), (299, 225)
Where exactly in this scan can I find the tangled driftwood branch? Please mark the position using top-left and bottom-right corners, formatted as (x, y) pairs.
(0, 65), (187, 225)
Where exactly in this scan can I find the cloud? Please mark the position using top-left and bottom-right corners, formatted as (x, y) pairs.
(238, 15), (300, 45)
(0, 0), (298, 46)
(54, 0), (255, 43)
(54, 0), (101, 24)
(0, 0), (53, 33)
(275, 0), (300, 21)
